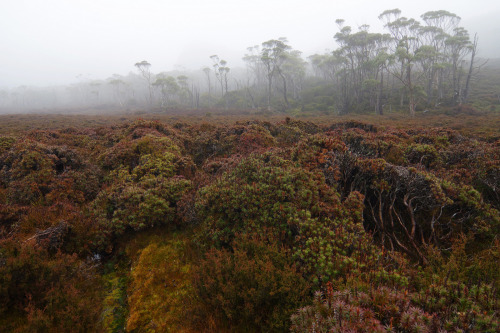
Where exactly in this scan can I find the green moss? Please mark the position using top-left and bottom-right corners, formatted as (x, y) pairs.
(126, 234), (193, 332)
(102, 275), (128, 333)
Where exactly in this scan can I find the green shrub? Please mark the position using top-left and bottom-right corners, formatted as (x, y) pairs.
(193, 235), (310, 332)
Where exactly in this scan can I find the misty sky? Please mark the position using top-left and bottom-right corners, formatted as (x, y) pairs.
(1, 0), (499, 88)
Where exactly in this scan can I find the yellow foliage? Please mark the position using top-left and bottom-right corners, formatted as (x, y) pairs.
(102, 275), (128, 332)
(126, 237), (193, 332)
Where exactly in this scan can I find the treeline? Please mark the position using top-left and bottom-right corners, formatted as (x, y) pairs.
(0, 9), (488, 115)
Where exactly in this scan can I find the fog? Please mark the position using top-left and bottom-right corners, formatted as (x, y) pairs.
(1, 0), (499, 89)
(1, 0), (499, 115)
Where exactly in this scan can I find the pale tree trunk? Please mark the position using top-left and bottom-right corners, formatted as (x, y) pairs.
(462, 34), (477, 105)
(277, 69), (290, 109)
(377, 68), (384, 115)
(267, 75), (272, 111)
(407, 64), (415, 117)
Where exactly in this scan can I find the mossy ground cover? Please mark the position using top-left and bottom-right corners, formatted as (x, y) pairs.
(0, 113), (498, 332)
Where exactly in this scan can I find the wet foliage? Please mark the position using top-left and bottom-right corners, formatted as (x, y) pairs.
(0, 116), (498, 331)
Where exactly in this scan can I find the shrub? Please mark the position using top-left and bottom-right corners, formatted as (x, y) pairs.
(193, 235), (310, 332)
(195, 152), (342, 249)
(0, 239), (102, 332)
(92, 174), (191, 251)
(290, 290), (386, 333)
(291, 286), (437, 333)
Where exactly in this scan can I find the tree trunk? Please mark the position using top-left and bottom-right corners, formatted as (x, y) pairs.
(278, 69), (289, 109)
(377, 68), (384, 115)
(407, 64), (415, 116)
(409, 94), (416, 117)
(205, 72), (211, 108)
(426, 67), (434, 105)
(267, 75), (272, 111)
(462, 34), (477, 105)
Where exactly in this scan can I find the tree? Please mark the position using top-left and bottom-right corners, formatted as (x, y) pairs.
(177, 75), (192, 106)
(373, 50), (391, 115)
(89, 82), (101, 105)
(210, 55), (230, 97)
(462, 33), (481, 104)
(445, 27), (472, 104)
(418, 10), (477, 106)
(332, 20), (390, 114)
(282, 50), (307, 101)
(243, 45), (267, 108)
(202, 67), (212, 107)
(261, 38), (292, 110)
(108, 76), (125, 107)
(134, 60), (154, 107)
(380, 10), (425, 116)
(152, 74), (179, 108)
(308, 54), (342, 82)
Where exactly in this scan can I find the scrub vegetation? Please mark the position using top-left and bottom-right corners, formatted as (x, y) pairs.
(1, 7), (499, 333)
(0, 111), (498, 332)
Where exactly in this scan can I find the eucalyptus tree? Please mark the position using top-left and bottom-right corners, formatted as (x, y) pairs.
(419, 10), (475, 105)
(282, 50), (307, 100)
(332, 20), (355, 112)
(210, 55), (230, 97)
(261, 37), (292, 109)
(421, 10), (460, 33)
(177, 75), (192, 107)
(243, 45), (267, 106)
(89, 82), (101, 105)
(305, 8), (480, 115)
(308, 54), (328, 79)
(445, 27), (472, 103)
(412, 44), (439, 106)
(308, 53), (342, 83)
(372, 49), (392, 114)
(202, 67), (212, 106)
(462, 34), (479, 104)
(333, 20), (390, 113)
(418, 24), (446, 105)
(134, 60), (154, 107)
(108, 76), (126, 107)
(152, 74), (179, 108)
(379, 9), (426, 116)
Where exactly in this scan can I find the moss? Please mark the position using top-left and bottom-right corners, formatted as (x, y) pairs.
(126, 235), (193, 332)
(102, 275), (128, 333)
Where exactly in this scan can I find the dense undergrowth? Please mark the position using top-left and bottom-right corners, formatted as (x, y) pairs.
(0, 114), (498, 332)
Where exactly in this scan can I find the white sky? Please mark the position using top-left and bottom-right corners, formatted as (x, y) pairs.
(1, 0), (499, 88)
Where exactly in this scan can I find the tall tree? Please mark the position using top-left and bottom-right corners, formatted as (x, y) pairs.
(332, 20), (390, 114)
(282, 50), (307, 101)
(380, 10), (425, 116)
(177, 75), (192, 106)
(261, 38), (292, 110)
(445, 27), (472, 103)
(210, 55), (230, 97)
(202, 67), (212, 107)
(152, 74), (179, 108)
(108, 75), (126, 107)
(134, 60), (154, 107)
(243, 45), (266, 107)
(462, 33), (479, 104)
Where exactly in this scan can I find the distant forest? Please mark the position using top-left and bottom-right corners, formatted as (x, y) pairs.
(1, 9), (497, 116)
